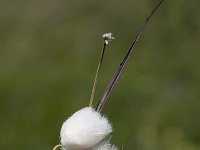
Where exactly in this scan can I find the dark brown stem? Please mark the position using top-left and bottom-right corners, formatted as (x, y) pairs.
(96, 0), (164, 112)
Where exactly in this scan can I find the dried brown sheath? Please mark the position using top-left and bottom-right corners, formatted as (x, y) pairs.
(96, 0), (164, 112)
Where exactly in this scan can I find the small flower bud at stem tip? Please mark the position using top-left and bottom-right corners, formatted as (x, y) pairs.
(102, 33), (115, 45)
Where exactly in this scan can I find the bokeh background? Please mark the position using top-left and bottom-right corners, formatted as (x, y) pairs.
(0, 0), (200, 149)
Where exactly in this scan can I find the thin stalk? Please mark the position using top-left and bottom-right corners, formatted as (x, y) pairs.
(89, 42), (107, 107)
(53, 144), (63, 150)
(96, 0), (164, 112)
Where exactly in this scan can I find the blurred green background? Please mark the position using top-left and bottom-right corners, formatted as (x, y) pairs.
(0, 0), (200, 149)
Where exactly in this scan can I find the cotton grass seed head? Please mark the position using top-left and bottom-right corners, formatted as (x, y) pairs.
(60, 107), (113, 150)
(54, 1), (164, 149)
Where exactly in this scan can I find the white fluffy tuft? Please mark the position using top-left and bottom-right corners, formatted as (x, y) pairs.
(102, 33), (115, 45)
(60, 107), (114, 150)
(94, 141), (118, 150)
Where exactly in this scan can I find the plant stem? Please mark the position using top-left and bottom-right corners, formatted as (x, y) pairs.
(96, 0), (164, 112)
(89, 42), (107, 107)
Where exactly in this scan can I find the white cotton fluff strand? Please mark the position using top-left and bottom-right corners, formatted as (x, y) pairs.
(60, 107), (117, 150)
(94, 141), (117, 150)
(102, 33), (115, 45)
